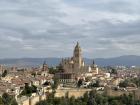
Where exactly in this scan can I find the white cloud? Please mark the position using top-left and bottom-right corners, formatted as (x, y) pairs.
(0, 0), (140, 58)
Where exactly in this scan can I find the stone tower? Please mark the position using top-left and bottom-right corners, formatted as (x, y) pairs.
(73, 42), (83, 69)
(42, 61), (48, 71)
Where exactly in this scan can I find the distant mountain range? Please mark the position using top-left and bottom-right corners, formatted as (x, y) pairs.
(0, 55), (140, 67)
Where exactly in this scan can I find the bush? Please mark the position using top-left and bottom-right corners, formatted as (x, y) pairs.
(20, 85), (37, 97)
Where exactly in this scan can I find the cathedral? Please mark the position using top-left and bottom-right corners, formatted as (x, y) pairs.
(60, 42), (98, 75)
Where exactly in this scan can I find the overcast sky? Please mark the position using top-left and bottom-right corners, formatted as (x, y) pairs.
(0, 0), (140, 58)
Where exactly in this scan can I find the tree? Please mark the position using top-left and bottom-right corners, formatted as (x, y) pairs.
(110, 100), (119, 105)
(20, 85), (37, 97)
(2, 70), (7, 77)
(130, 78), (140, 87)
(57, 64), (64, 72)
(31, 72), (36, 77)
(49, 67), (56, 74)
(31, 85), (37, 93)
(43, 81), (50, 86)
(87, 98), (97, 105)
(36, 100), (48, 105)
(51, 77), (59, 90)
(90, 80), (100, 87)
(77, 79), (83, 87)
(49, 64), (65, 74)
(10, 99), (18, 105)
(83, 92), (89, 102)
(69, 96), (76, 105)
(119, 80), (129, 88)
(2, 93), (11, 105)
(0, 97), (4, 105)
(2, 93), (18, 105)
(36, 88), (140, 105)
(111, 68), (117, 74)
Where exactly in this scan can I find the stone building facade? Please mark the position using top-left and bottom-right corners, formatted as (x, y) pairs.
(55, 73), (75, 83)
(60, 42), (98, 75)
(56, 42), (99, 84)
(0, 65), (4, 75)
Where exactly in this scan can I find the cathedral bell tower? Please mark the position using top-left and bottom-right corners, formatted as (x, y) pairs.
(42, 60), (48, 71)
(73, 42), (82, 69)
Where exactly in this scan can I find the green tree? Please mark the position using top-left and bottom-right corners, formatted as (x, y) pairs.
(69, 96), (76, 105)
(119, 80), (129, 88)
(2, 93), (18, 105)
(2, 70), (8, 77)
(83, 92), (89, 102)
(77, 79), (83, 87)
(43, 81), (50, 86)
(2, 93), (11, 105)
(110, 100), (119, 105)
(31, 85), (37, 93)
(49, 64), (65, 74)
(130, 78), (140, 87)
(10, 99), (18, 105)
(51, 77), (59, 90)
(0, 97), (4, 105)
(111, 68), (117, 74)
(31, 72), (36, 77)
(87, 97), (97, 105)
(49, 67), (56, 74)
(57, 64), (64, 72)
(36, 89), (140, 105)
(36, 100), (48, 105)
(93, 80), (100, 87)
(20, 85), (37, 97)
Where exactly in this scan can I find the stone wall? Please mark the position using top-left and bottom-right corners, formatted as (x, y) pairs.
(21, 98), (30, 105)
(104, 86), (130, 97)
(55, 88), (92, 98)
(18, 94), (47, 105)
(134, 89), (140, 100)
(18, 88), (140, 105)
(29, 96), (40, 105)
(104, 86), (140, 100)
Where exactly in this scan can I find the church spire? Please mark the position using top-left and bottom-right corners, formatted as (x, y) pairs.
(42, 60), (48, 71)
(43, 60), (46, 65)
(93, 60), (95, 65)
(75, 42), (80, 48)
(74, 42), (81, 55)
(77, 42), (79, 46)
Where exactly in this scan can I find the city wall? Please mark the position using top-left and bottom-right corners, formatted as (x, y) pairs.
(55, 88), (92, 98)
(134, 89), (140, 100)
(18, 88), (140, 105)
(18, 94), (47, 105)
(104, 87), (140, 100)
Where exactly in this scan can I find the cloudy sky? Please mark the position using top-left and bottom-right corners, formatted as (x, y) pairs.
(0, 0), (140, 58)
